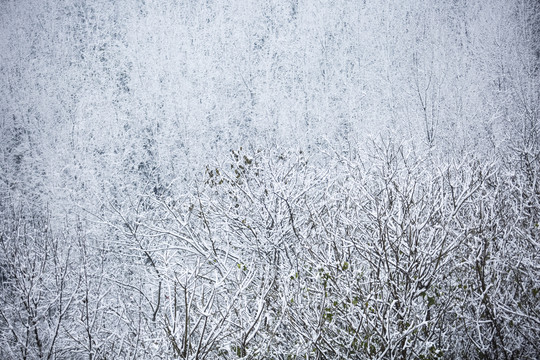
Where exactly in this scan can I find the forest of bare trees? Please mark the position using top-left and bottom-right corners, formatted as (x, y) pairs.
(1, 0), (539, 359)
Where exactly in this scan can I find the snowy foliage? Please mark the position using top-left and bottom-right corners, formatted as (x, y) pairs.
(1, 0), (539, 359)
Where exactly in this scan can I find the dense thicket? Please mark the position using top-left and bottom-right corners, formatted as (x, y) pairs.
(1, 140), (539, 359)
(1, 0), (539, 359)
